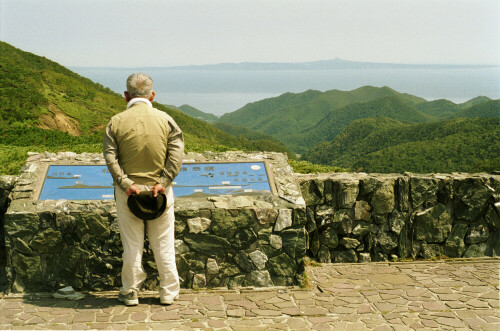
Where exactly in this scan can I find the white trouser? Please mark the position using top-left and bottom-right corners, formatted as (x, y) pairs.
(115, 184), (179, 299)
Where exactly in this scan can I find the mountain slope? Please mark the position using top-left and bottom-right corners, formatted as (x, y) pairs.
(177, 104), (219, 123)
(453, 99), (500, 118)
(0, 41), (292, 174)
(218, 86), (427, 140)
(284, 96), (433, 153)
(303, 117), (499, 173)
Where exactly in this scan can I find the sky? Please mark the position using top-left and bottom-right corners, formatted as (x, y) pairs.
(1, 0), (499, 67)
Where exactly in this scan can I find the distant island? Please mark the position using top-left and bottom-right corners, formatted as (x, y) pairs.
(81, 58), (500, 71)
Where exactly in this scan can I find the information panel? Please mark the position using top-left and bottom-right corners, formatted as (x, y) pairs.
(39, 162), (273, 200)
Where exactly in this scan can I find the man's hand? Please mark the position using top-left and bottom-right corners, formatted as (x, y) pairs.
(151, 183), (165, 197)
(126, 184), (141, 196)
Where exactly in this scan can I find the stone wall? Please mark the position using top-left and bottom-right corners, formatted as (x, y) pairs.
(2, 151), (307, 293)
(0, 176), (17, 292)
(1, 151), (499, 293)
(297, 173), (499, 263)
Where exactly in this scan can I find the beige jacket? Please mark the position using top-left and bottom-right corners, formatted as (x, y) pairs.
(103, 99), (184, 194)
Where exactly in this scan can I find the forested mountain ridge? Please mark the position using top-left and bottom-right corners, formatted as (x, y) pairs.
(218, 86), (427, 139)
(177, 104), (219, 123)
(284, 96), (433, 153)
(0, 41), (294, 174)
(303, 116), (500, 173)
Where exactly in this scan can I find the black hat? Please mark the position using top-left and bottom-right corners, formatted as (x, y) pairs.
(127, 191), (167, 221)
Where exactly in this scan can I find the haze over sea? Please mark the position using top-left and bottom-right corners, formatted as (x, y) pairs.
(72, 66), (500, 116)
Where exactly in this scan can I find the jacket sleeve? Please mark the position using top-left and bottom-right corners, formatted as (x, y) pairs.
(157, 118), (184, 187)
(103, 120), (134, 192)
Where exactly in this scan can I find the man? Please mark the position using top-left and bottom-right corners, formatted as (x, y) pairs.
(103, 73), (184, 306)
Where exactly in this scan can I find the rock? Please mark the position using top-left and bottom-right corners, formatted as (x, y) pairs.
(323, 179), (334, 203)
(316, 205), (334, 226)
(231, 196), (254, 208)
(376, 231), (398, 254)
(246, 270), (274, 287)
(485, 203), (500, 230)
(281, 228), (307, 260)
(372, 252), (388, 262)
(4, 212), (39, 243)
(174, 240), (189, 255)
(414, 204), (452, 243)
(206, 258), (219, 275)
(352, 222), (373, 237)
(79, 213), (110, 239)
(300, 179), (324, 205)
(410, 177), (438, 209)
(233, 252), (254, 273)
(320, 227), (339, 249)
(317, 246), (331, 263)
(463, 243), (487, 258)
(466, 223), (489, 244)
(252, 208), (278, 225)
(11, 251), (42, 290)
(193, 274), (206, 289)
(187, 217), (211, 234)
(175, 219), (186, 235)
(13, 237), (32, 255)
(397, 176), (410, 212)
(306, 207), (316, 232)
(29, 228), (62, 254)
(211, 209), (257, 239)
(389, 210), (406, 235)
(269, 235), (282, 249)
(358, 252), (371, 263)
(420, 243), (443, 259)
(453, 177), (494, 221)
(337, 179), (359, 209)
(184, 233), (232, 257)
(354, 201), (371, 221)
(444, 224), (469, 258)
(230, 228), (257, 249)
(292, 208), (307, 226)
(333, 209), (354, 234)
(267, 253), (296, 276)
(333, 249), (358, 263)
(249, 250), (268, 270)
(360, 177), (379, 196)
(274, 209), (293, 231)
(371, 179), (395, 215)
(339, 237), (360, 249)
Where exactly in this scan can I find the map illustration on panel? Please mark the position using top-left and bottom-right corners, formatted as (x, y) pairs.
(40, 165), (114, 200)
(173, 162), (272, 198)
(39, 162), (273, 200)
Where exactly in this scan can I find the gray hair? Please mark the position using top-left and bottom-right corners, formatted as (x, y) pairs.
(126, 73), (153, 98)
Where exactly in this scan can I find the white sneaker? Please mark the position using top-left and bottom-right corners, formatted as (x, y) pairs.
(118, 291), (139, 306)
(160, 293), (179, 305)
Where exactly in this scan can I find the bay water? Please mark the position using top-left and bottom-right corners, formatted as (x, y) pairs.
(71, 67), (500, 116)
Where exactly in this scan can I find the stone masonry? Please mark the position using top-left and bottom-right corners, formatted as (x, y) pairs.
(297, 172), (499, 264)
(0, 152), (499, 293)
(1, 152), (306, 293)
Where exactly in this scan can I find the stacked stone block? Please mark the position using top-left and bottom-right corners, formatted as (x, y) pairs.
(298, 173), (499, 263)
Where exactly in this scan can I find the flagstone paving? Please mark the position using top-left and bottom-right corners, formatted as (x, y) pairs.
(0, 258), (498, 330)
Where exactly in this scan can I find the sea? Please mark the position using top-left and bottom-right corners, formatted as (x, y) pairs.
(71, 67), (500, 116)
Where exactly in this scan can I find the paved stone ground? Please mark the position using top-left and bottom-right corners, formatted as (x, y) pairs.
(0, 258), (498, 330)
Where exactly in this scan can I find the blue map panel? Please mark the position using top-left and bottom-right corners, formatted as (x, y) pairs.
(174, 162), (272, 198)
(40, 165), (114, 200)
(39, 162), (273, 200)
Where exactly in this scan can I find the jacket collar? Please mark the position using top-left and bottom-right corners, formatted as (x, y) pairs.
(126, 98), (152, 110)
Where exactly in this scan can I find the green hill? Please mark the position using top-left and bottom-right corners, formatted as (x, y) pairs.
(453, 99), (500, 118)
(0, 41), (294, 174)
(218, 86), (427, 142)
(414, 99), (461, 118)
(177, 104), (219, 123)
(303, 117), (500, 173)
(285, 96), (433, 153)
(459, 96), (492, 109)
